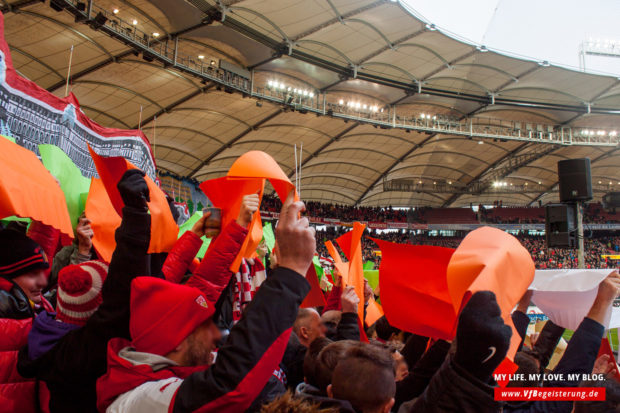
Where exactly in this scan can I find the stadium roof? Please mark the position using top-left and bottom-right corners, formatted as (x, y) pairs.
(2, 0), (620, 207)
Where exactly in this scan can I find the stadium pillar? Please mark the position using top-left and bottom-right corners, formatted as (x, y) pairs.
(577, 201), (585, 269)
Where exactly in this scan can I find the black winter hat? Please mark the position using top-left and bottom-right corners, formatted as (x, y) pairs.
(0, 229), (49, 279)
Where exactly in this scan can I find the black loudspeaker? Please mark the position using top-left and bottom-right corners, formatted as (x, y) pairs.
(603, 192), (620, 208)
(557, 158), (592, 203)
(545, 204), (577, 248)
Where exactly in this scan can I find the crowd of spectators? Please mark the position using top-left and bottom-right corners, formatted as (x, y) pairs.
(263, 195), (620, 226)
(315, 227), (620, 270)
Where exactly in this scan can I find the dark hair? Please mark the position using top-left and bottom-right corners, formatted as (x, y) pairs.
(331, 344), (396, 413)
(374, 316), (400, 341)
(573, 379), (620, 413)
(261, 391), (339, 413)
(303, 337), (333, 390)
(508, 351), (541, 388)
(314, 340), (362, 393)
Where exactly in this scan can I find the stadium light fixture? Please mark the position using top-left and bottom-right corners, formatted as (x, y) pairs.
(597, 130), (606, 136)
(610, 131), (618, 137)
(287, 87), (292, 92)
(478, 140), (484, 144)
(210, 60), (216, 66)
(152, 32), (160, 37)
(309, 92), (314, 98)
(538, 60), (550, 67)
(363, 104), (367, 109)
(476, 45), (489, 53)
(198, 55), (204, 59)
(113, 8), (119, 14)
(420, 113), (425, 119)
(538, 182), (542, 185)
(598, 181), (602, 184)
(425, 23), (437, 31)
(132, 19), (138, 25)
(338, 99), (344, 105)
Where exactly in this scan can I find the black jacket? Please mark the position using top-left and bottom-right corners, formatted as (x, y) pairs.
(394, 339), (450, 412)
(505, 317), (604, 413)
(404, 356), (501, 413)
(17, 206), (151, 412)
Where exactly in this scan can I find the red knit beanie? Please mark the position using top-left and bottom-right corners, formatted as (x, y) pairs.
(130, 277), (215, 356)
(57, 261), (108, 326)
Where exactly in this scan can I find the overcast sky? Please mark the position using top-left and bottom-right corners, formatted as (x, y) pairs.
(401, 0), (620, 76)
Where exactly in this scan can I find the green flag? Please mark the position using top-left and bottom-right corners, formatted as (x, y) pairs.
(363, 261), (375, 270)
(178, 212), (212, 259)
(263, 222), (276, 251)
(38, 144), (91, 230)
(313, 255), (324, 280)
(364, 269), (379, 290)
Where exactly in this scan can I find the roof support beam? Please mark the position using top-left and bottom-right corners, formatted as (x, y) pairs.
(354, 132), (438, 205)
(189, 109), (284, 177)
(135, 84), (215, 129)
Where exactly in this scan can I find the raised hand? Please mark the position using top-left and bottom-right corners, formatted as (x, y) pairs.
(275, 191), (315, 276)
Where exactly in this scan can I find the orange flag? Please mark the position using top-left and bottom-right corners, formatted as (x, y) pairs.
(446, 226), (535, 360)
(365, 298), (384, 326)
(201, 151), (295, 273)
(0, 137), (73, 238)
(372, 238), (457, 340)
(85, 178), (120, 262)
(87, 146), (178, 260)
(325, 240), (349, 282)
(335, 223), (366, 323)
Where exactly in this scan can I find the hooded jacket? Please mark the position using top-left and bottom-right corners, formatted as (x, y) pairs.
(97, 266), (311, 413)
(17, 206), (152, 412)
(0, 277), (53, 413)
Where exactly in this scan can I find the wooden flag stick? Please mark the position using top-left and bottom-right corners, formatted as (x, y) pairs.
(64, 45), (74, 97)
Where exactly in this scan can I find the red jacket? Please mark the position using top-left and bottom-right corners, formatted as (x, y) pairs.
(0, 278), (53, 413)
(97, 267), (310, 413)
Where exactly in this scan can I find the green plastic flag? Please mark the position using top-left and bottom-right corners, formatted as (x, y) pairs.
(313, 255), (324, 280)
(178, 211), (212, 259)
(363, 261), (375, 270)
(38, 145), (91, 230)
(364, 269), (379, 290)
(263, 222), (276, 251)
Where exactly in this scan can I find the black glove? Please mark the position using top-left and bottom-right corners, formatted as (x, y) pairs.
(454, 291), (512, 383)
(117, 169), (150, 209)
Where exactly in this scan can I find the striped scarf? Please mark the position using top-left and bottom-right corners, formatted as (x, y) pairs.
(232, 258), (266, 323)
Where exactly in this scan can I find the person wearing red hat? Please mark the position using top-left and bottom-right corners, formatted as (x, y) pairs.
(17, 169), (154, 412)
(0, 229), (54, 413)
(97, 190), (315, 413)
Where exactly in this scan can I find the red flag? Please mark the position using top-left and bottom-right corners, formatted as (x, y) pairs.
(597, 338), (620, 381)
(371, 238), (457, 340)
(335, 229), (353, 261)
(301, 263), (327, 308)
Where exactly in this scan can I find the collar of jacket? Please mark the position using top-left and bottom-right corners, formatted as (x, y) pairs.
(0, 278), (34, 320)
(96, 337), (207, 412)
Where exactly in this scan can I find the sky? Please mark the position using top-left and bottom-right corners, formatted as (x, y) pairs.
(400, 0), (620, 76)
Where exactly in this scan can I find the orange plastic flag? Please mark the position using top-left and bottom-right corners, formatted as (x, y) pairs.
(301, 264), (327, 308)
(372, 238), (457, 340)
(325, 240), (349, 282)
(85, 178), (120, 262)
(87, 146), (178, 259)
(365, 298), (384, 326)
(345, 223), (366, 322)
(0, 137), (73, 238)
(446, 226), (535, 360)
(200, 151), (295, 273)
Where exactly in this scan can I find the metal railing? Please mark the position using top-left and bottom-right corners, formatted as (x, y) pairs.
(54, 0), (620, 147)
